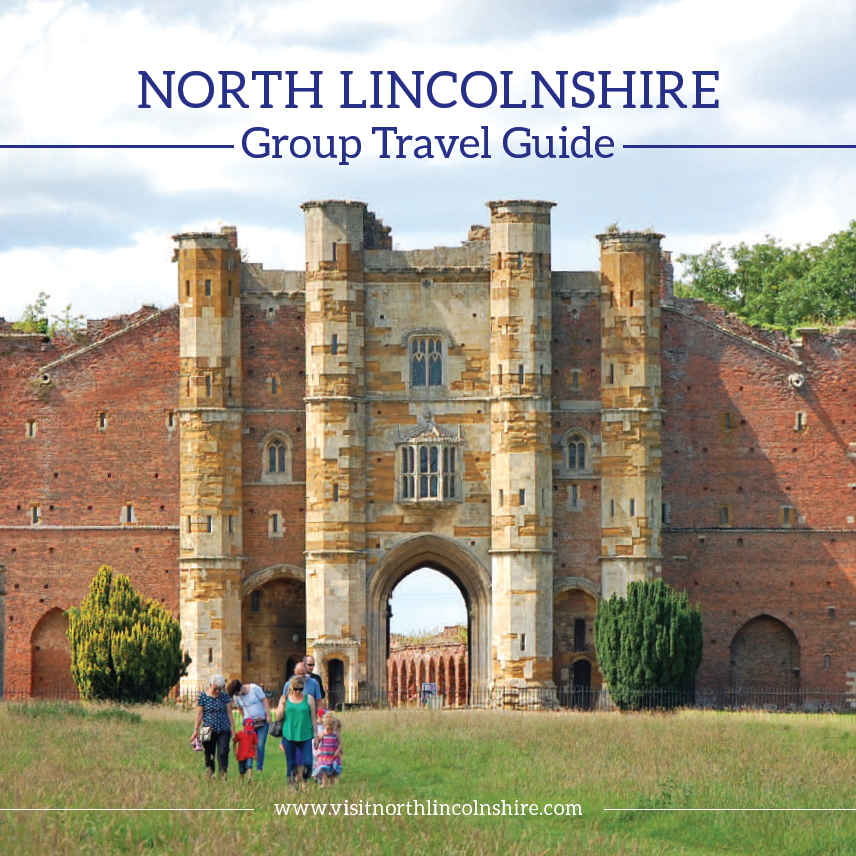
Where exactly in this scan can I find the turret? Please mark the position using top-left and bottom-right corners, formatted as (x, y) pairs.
(174, 228), (243, 687)
(488, 200), (555, 689)
(598, 231), (663, 598)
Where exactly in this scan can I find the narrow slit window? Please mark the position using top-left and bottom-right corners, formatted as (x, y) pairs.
(206, 515), (213, 533)
(519, 488), (526, 506)
(205, 376), (212, 397)
(125, 504), (134, 524)
(32, 505), (41, 525)
(332, 335), (339, 355)
(630, 498), (636, 516)
(332, 242), (337, 262)
(520, 632), (526, 651)
(26, 420), (36, 437)
(571, 485), (579, 507)
(518, 365), (524, 385)
(204, 280), (211, 297)
(185, 280), (190, 298)
(333, 484), (339, 502)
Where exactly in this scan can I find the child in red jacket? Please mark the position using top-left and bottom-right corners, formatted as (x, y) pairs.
(234, 717), (259, 782)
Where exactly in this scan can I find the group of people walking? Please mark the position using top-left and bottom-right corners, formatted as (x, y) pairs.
(190, 655), (342, 786)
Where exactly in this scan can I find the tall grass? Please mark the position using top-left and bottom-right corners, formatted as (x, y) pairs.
(1, 703), (855, 855)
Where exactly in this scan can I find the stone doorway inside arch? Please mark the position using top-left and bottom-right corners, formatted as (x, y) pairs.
(367, 535), (491, 703)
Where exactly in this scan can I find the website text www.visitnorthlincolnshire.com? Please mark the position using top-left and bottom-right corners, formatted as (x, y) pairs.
(274, 800), (582, 817)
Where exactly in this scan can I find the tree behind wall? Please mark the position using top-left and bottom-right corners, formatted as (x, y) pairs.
(595, 579), (703, 710)
(67, 565), (190, 703)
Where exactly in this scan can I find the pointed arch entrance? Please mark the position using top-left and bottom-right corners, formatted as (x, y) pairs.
(368, 535), (491, 694)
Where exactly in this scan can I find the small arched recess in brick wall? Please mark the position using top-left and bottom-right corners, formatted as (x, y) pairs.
(31, 607), (77, 698)
(553, 577), (602, 706)
(367, 534), (490, 693)
(730, 614), (801, 690)
(240, 564), (305, 690)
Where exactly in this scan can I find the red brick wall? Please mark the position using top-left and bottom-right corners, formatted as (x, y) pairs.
(0, 309), (181, 694)
(662, 306), (856, 691)
(551, 299), (603, 589)
(240, 300), (306, 580)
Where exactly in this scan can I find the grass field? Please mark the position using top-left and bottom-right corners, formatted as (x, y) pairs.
(1, 702), (855, 855)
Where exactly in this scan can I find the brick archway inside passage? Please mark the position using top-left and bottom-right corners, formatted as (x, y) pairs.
(367, 534), (491, 693)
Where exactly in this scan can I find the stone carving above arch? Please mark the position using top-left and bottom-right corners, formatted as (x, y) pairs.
(241, 563), (305, 599)
(553, 576), (600, 601)
(368, 533), (490, 602)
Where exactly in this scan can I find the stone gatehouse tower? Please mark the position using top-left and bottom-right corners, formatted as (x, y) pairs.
(8, 196), (850, 701)
(174, 200), (664, 697)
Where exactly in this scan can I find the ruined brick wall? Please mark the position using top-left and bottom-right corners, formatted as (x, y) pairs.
(387, 634), (469, 705)
(0, 309), (180, 694)
(662, 304), (856, 691)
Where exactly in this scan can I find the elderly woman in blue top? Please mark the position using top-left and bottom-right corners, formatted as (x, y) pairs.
(191, 674), (236, 781)
(227, 679), (272, 774)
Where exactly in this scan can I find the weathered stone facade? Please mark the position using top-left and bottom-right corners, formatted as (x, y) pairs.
(4, 199), (856, 700)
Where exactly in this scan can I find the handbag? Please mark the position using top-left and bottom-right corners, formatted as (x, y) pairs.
(199, 725), (213, 742)
(270, 719), (283, 738)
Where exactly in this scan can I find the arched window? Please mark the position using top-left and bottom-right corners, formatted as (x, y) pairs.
(397, 415), (462, 503)
(561, 430), (593, 474)
(261, 433), (292, 483)
(568, 438), (586, 470)
(410, 336), (443, 388)
(268, 439), (287, 474)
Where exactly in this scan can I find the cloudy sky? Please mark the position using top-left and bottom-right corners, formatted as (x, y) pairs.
(2, 0), (856, 323)
(1, 0), (853, 627)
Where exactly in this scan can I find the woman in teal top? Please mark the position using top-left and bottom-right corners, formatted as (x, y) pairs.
(275, 674), (316, 783)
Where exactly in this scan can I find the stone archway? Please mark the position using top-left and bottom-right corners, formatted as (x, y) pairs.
(31, 608), (76, 698)
(240, 564), (306, 688)
(367, 534), (491, 692)
(731, 614), (801, 689)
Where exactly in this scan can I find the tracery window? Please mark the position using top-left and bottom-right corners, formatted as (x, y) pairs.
(268, 439), (287, 474)
(262, 433), (292, 484)
(410, 336), (443, 387)
(400, 443), (458, 500)
(567, 437), (587, 471)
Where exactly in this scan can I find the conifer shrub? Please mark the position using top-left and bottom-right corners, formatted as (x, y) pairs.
(67, 565), (190, 703)
(595, 579), (703, 710)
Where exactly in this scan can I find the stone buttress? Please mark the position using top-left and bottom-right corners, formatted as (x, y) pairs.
(302, 201), (368, 697)
(598, 232), (663, 598)
(488, 200), (555, 688)
(174, 229), (244, 687)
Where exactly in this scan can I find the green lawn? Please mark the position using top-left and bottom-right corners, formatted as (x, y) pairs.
(1, 702), (855, 855)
